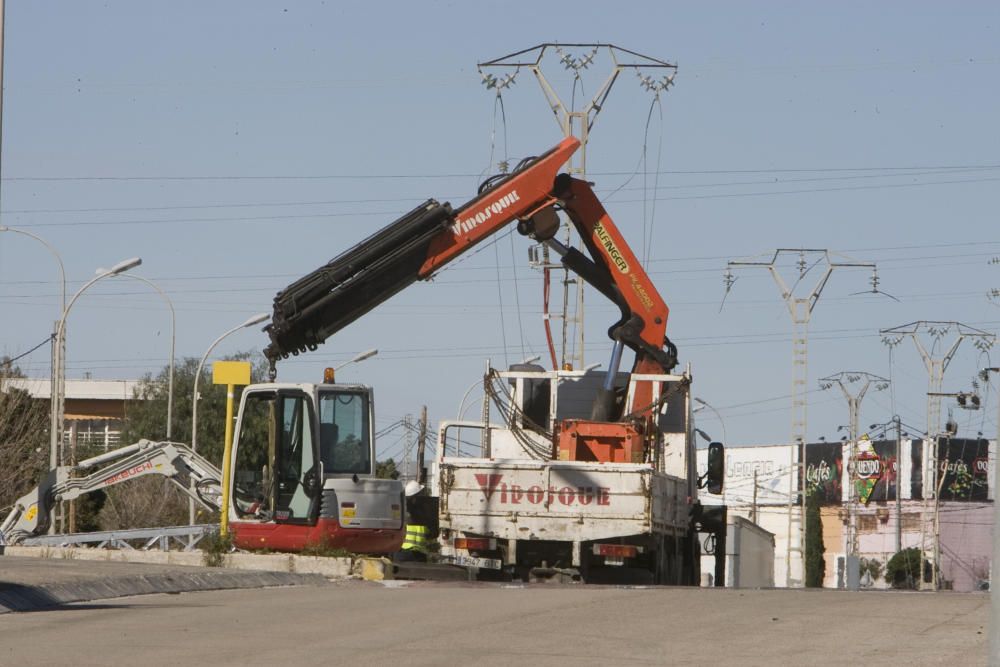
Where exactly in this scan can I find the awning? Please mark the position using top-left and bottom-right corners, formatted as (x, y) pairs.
(63, 413), (123, 422)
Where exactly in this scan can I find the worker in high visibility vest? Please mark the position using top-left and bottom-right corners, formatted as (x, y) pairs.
(396, 480), (432, 562)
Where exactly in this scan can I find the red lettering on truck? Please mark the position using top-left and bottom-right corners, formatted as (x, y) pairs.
(475, 474), (611, 507)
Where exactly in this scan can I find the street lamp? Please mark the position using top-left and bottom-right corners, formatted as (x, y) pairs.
(0, 226), (66, 310)
(106, 273), (175, 439)
(693, 397), (728, 444)
(0, 226), (66, 464)
(189, 312), (269, 526)
(334, 348), (378, 373)
(49, 257), (141, 533)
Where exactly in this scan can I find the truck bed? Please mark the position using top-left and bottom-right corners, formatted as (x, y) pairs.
(438, 458), (688, 543)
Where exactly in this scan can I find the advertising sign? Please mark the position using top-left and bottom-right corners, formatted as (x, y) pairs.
(864, 439), (900, 503)
(936, 438), (990, 502)
(697, 444), (795, 506)
(805, 442), (843, 505)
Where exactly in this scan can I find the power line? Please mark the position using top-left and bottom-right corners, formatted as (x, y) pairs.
(5, 163), (998, 183)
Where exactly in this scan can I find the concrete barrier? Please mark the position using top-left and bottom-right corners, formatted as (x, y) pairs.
(2, 546), (387, 581)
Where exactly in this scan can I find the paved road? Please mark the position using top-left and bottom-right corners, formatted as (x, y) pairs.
(0, 581), (988, 666)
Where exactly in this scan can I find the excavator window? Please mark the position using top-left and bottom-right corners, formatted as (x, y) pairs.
(233, 390), (319, 522)
(274, 394), (318, 521)
(318, 391), (371, 476)
(233, 391), (276, 518)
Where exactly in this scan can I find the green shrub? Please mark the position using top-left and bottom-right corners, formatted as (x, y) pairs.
(201, 530), (233, 567)
(886, 548), (930, 589)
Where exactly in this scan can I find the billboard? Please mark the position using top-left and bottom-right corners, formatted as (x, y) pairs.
(696, 444), (795, 506)
(805, 442), (843, 505)
(936, 438), (990, 502)
(862, 440), (901, 504)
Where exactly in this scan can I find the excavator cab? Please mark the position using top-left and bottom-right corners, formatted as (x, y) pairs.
(228, 382), (405, 553)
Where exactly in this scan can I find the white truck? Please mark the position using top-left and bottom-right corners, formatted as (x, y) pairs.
(436, 364), (724, 584)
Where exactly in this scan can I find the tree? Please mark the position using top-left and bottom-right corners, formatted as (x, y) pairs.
(105, 351), (266, 530)
(0, 358), (49, 512)
(121, 351), (268, 466)
(376, 459), (400, 480)
(804, 488), (826, 587)
(886, 547), (931, 589)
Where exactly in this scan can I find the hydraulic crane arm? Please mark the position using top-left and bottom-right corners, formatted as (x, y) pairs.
(263, 136), (675, 386)
(1, 439), (222, 545)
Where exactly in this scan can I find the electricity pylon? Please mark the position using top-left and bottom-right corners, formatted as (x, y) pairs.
(726, 248), (878, 587)
(478, 43), (675, 370)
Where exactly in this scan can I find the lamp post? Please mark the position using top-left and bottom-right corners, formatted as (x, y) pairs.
(189, 312), (269, 526)
(0, 226), (66, 470)
(0, 226), (66, 311)
(108, 273), (175, 439)
(50, 257), (141, 533)
(693, 397), (728, 445)
(334, 348), (378, 375)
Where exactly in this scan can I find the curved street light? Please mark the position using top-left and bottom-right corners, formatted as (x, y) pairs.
(48, 257), (141, 534)
(0, 226), (67, 470)
(0, 225), (66, 311)
(693, 396), (728, 445)
(107, 273), (176, 439)
(51, 257), (142, 465)
(334, 348), (378, 373)
(188, 312), (269, 526)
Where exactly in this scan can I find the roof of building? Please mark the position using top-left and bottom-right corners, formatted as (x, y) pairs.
(0, 378), (141, 400)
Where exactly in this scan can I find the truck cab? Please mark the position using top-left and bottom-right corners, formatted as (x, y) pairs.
(228, 382), (405, 553)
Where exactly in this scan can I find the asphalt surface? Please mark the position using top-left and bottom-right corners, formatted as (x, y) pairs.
(0, 555), (325, 612)
(0, 579), (988, 666)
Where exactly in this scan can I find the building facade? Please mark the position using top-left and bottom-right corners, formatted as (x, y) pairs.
(698, 438), (995, 591)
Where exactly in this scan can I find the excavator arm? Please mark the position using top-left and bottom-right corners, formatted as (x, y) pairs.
(263, 136), (675, 396)
(1, 439), (222, 545)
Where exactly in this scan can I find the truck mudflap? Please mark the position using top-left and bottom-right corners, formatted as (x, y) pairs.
(230, 517), (405, 554)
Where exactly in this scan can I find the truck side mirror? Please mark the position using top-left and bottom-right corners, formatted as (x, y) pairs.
(706, 442), (724, 495)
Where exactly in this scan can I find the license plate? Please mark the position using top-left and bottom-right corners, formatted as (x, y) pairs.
(604, 556), (625, 567)
(452, 555), (502, 570)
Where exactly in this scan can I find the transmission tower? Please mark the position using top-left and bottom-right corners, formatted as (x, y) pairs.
(478, 43), (676, 370)
(818, 371), (889, 590)
(879, 321), (994, 589)
(726, 248), (878, 587)
(990, 256), (999, 306)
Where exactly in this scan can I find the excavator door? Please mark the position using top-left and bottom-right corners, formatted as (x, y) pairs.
(232, 388), (322, 525)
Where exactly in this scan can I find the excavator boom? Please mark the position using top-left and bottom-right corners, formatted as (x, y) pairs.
(1, 439), (222, 545)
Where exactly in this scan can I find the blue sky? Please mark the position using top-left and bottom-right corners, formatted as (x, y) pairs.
(1, 1), (998, 461)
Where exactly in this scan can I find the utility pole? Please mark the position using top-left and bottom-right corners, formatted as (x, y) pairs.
(402, 414), (413, 481)
(416, 405), (427, 486)
(752, 471), (758, 524)
(894, 416), (903, 555)
(478, 44), (676, 370)
(980, 366), (1000, 665)
(819, 372), (889, 590)
(727, 249), (877, 587)
(880, 322), (995, 590)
